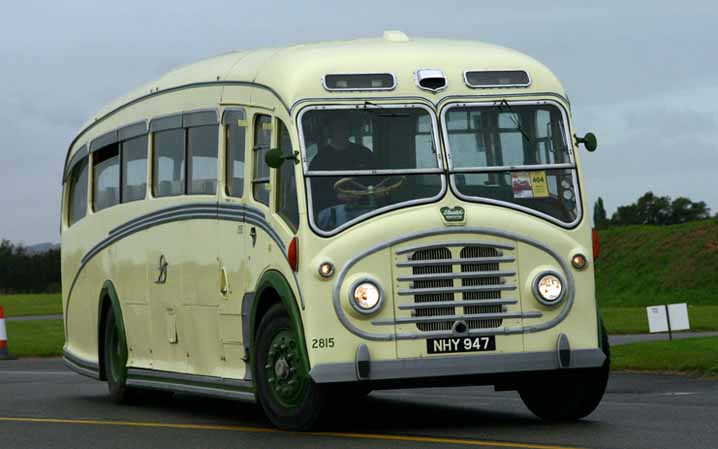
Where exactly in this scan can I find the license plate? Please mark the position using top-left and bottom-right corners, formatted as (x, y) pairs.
(427, 336), (496, 354)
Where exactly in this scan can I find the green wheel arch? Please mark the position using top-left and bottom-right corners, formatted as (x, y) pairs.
(250, 270), (310, 374)
(97, 280), (127, 381)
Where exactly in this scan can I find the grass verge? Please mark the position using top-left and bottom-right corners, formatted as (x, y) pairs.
(602, 305), (718, 334)
(612, 337), (718, 376)
(4, 320), (64, 358)
(0, 293), (62, 317)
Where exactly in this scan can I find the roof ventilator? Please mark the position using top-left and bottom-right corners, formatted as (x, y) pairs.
(415, 69), (447, 92)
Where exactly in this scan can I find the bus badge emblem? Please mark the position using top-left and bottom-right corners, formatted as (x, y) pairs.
(441, 206), (466, 225)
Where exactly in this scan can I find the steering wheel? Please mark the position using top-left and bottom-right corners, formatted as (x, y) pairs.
(333, 176), (406, 201)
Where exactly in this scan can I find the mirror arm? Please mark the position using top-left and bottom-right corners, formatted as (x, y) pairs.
(286, 151), (300, 165)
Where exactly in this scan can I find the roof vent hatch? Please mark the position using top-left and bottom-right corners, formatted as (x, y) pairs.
(414, 69), (447, 92)
(382, 30), (410, 42)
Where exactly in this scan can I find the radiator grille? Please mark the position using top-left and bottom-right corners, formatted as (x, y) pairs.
(395, 241), (518, 333)
(411, 248), (453, 332)
(460, 246), (504, 329)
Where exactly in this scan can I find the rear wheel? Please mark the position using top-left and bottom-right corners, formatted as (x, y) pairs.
(103, 306), (138, 403)
(519, 323), (610, 421)
(253, 304), (326, 430)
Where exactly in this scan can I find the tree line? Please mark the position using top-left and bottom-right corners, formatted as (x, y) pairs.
(0, 240), (61, 294)
(593, 192), (714, 229)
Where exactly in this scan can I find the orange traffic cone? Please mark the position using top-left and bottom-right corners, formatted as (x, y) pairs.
(0, 305), (14, 360)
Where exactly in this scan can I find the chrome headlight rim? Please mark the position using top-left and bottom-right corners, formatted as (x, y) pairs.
(532, 270), (567, 306)
(347, 277), (384, 315)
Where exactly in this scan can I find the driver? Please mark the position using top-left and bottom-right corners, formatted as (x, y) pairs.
(309, 115), (376, 208)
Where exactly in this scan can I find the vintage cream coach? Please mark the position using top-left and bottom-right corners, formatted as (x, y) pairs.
(61, 31), (608, 429)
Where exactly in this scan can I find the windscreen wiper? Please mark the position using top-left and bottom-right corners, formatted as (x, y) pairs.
(496, 99), (531, 142)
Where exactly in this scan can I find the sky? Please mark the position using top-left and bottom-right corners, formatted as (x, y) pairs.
(1, 1), (716, 244)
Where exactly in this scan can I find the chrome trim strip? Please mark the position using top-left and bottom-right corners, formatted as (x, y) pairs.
(63, 348), (100, 380)
(372, 311), (541, 326)
(450, 163), (575, 173)
(309, 348), (606, 383)
(63, 358), (101, 380)
(332, 227), (575, 341)
(397, 270), (516, 282)
(127, 368), (253, 389)
(396, 240), (514, 255)
(305, 168), (443, 177)
(396, 256), (515, 267)
(126, 377), (256, 402)
(398, 285), (516, 296)
(463, 69), (532, 89)
(127, 368), (256, 402)
(440, 99), (583, 229)
(321, 72), (397, 92)
(398, 298), (517, 310)
(297, 102), (447, 238)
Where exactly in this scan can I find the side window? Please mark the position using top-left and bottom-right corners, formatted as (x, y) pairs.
(226, 118), (246, 197)
(93, 144), (120, 211)
(68, 158), (88, 226)
(188, 125), (218, 195)
(276, 121), (299, 231)
(153, 128), (185, 197)
(122, 135), (148, 203)
(252, 115), (272, 206)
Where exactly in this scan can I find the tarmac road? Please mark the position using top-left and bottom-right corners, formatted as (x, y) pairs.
(0, 359), (716, 449)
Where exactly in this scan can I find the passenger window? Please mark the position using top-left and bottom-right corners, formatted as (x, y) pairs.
(153, 129), (185, 197)
(252, 115), (272, 206)
(68, 158), (88, 226)
(93, 144), (120, 211)
(226, 120), (246, 197)
(188, 125), (218, 195)
(276, 121), (299, 231)
(122, 135), (148, 203)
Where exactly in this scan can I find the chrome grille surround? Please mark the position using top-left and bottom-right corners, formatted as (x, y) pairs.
(390, 241), (531, 333)
(331, 227), (575, 341)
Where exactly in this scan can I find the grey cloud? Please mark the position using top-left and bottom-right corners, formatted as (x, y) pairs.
(1, 0), (717, 243)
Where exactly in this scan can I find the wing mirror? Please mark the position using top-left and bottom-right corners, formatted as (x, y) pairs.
(575, 132), (598, 152)
(265, 148), (299, 168)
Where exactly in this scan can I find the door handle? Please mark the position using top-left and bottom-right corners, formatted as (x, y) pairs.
(155, 254), (168, 284)
(250, 227), (257, 247)
(220, 267), (230, 296)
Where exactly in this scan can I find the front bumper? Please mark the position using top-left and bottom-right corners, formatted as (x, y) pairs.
(309, 347), (605, 383)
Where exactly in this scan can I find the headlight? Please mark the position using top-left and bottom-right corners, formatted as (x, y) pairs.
(350, 280), (383, 314)
(533, 272), (565, 306)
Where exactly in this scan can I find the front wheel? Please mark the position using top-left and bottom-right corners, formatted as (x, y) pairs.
(519, 324), (610, 421)
(253, 304), (326, 430)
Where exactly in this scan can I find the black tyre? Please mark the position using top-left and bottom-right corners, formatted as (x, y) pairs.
(519, 323), (610, 421)
(253, 304), (326, 430)
(103, 306), (138, 403)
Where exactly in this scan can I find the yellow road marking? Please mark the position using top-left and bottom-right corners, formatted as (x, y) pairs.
(0, 416), (585, 449)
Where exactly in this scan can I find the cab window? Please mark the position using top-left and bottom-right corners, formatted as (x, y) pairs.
(276, 121), (299, 231)
(226, 116), (246, 197)
(252, 115), (272, 206)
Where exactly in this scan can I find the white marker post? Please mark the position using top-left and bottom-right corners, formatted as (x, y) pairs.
(646, 303), (690, 340)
